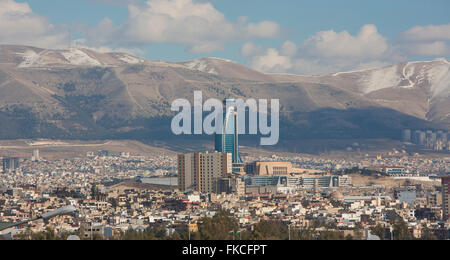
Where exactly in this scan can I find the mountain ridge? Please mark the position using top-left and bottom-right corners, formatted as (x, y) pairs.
(0, 44), (448, 152)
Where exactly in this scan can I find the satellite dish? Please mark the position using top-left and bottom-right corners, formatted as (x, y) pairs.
(67, 235), (81, 240)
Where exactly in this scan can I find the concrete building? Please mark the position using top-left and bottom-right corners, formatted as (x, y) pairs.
(246, 161), (293, 176)
(217, 176), (246, 195)
(178, 152), (232, 194)
(412, 130), (426, 146)
(410, 129), (450, 151)
(2, 157), (20, 173)
(32, 149), (40, 162)
(442, 176), (450, 221)
(427, 192), (442, 207)
(243, 174), (351, 194)
(380, 166), (407, 176)
(301, 175), (349, 188)
(402, 129), (411, 143)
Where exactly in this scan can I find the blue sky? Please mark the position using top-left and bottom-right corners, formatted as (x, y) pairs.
(4, 0), (450, 74)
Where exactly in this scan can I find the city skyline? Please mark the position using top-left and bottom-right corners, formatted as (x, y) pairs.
(1, 0), (450, 244)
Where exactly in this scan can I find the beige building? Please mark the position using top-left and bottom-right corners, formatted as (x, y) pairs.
(250, 161), (293, 176)
(178, 152), (232, 193)
(248, 161), (323, 176)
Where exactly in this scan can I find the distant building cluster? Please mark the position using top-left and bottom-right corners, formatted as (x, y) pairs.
(177, 153), (352, 196)
(178, 99), (351, 196)
(1, 157), (20, 174)
(402, 129), (450, 151)
(2, 99), (450, 240)
(1, 138), (450, 240)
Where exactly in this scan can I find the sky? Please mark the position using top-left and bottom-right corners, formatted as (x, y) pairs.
(1, 0), (449, 74)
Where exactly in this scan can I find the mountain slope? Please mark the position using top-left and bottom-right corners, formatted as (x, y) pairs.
(0, 45), (448, 150)
(179, 57), (276, 82)
(270, 59), (450, 125)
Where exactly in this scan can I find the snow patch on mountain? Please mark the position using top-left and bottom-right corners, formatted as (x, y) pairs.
(17, 50), (41, 68)
(116, 54), (144, 64)
(400, 63), (415, 89)
(426, 62), (450, 99)
(207, 57), (233, 63)
(184, 59), (218, 74)
(332, 68), (371, 76)
(359, 65), (402, 94)
(61, 49), (102, 66)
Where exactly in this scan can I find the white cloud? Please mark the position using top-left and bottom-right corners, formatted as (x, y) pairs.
(280, 40), (297, 57)
(79, 0), (282, 54)
(301, 24), (388, 59)
(0, 0), (30, 14)
(400, 24), (450, 42)
(243, 25), (391, 75)
(396, 24), (450, 57)
(240, 42), (263, 57)
(0, 0), (69, 49)
(0, 0), (281, 55)
(403, 41), (449, 57)
(243, 24), (450, 75)
(249, 48), (292, 73)
(245, 21), (281, 38)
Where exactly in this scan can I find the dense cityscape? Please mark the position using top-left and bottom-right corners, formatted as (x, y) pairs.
(1, 114), (449, 240)
(0, 0), (449, 246)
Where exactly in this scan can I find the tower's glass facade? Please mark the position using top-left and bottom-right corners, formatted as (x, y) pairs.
(215, 99), (242, 163)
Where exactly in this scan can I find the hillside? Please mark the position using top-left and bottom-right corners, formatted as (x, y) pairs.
(0, 44), (448, 152)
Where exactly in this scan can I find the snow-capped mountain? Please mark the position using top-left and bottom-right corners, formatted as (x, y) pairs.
(347, 59), (450, 98)
(270, 59), (450, 122)
(0, 44), (448, 147)
(1, 45), (146, 68)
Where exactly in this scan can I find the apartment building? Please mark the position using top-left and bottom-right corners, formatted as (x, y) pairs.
(178, 152), (232, 193)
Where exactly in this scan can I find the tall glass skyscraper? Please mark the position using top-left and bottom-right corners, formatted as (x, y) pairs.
(215, 98), (242, 163)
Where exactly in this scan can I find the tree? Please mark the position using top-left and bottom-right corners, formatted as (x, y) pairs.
(169, 232), (182, 240)
(370, 224), (386, 240)
(108, 198), (118, 208)
(317, 230), (345, 240)
(420, 227), (437, 240)
(146, 223), (167, 239)
(301, 199), (311, 208)
(198, 210), (239, 240)
(251, 221), (288, 240)
(297, 226), (316, 240)
(345, 234), (354, 240)
(392, 220), (412, 240)
(26, 227), (58, 240)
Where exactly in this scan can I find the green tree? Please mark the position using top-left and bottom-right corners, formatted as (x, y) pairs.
(301, 199), (311, 208)
(29, 227), (57, 240)
(317, 230), (344, 240)
(392, 220), (412, 240)
(169, 232), (182, 240)
(252, 221), (288, 240)
(198, 210), (239, 240)
(420, 227), (437, 240)
(297, 226), (316, 240)
(370, 224), (386, 240)
(108, 198), (118, 208)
